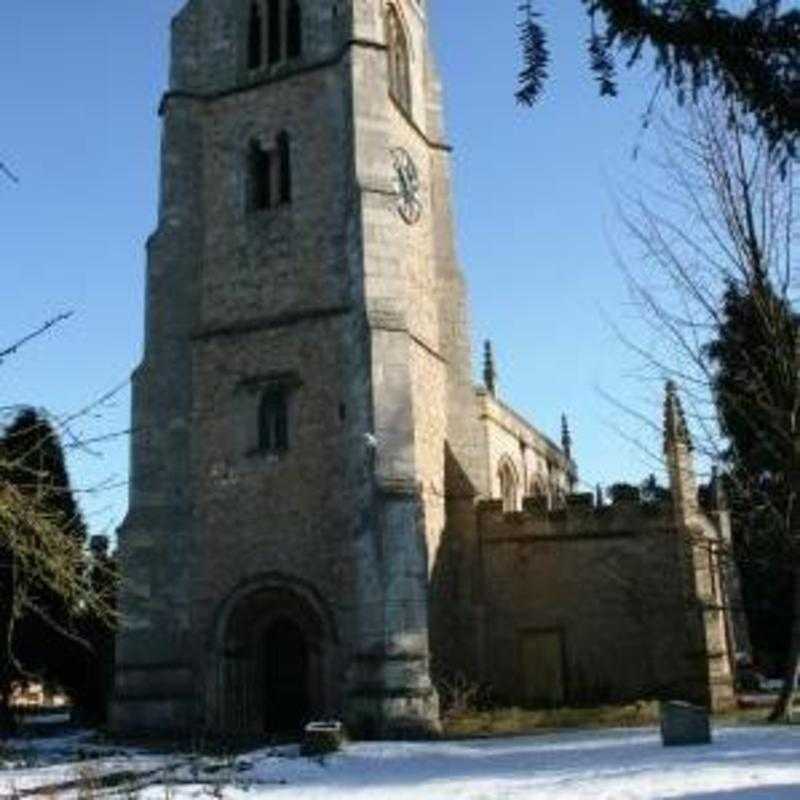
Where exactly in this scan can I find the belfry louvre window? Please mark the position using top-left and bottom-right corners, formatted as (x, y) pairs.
(247, 0), (302, 69)
(386, 6), (411, 115)
(287, 0), (302, 59)
(259, 387), (289, 453)
(247, 2), (264, 69)
(267, 0), (281, 64)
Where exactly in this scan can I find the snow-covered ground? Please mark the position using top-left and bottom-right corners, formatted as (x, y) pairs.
(2, 725), (800, 798)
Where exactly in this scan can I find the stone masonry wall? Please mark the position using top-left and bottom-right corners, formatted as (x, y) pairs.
(469, 498), (733, 709)
(190, 313), (370, 724)
(477, 392), (573, 508)
(117, 0), (502, 738)
(116, 0), (392, 735)
(344, 0), (460, 735)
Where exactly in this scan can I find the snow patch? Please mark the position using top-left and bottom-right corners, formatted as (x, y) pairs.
(1, 725), (799, 799)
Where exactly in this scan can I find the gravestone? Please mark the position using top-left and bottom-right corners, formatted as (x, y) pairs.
(301, 721), (345, 757)
(660, 701), (712, 746)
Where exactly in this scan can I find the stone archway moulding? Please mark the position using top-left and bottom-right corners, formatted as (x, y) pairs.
(209, 570), (340, 655)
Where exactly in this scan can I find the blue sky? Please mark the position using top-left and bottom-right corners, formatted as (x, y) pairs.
(0, 2), (675, 536)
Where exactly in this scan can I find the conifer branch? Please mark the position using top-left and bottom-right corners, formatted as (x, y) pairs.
(518, 1), (800, 162)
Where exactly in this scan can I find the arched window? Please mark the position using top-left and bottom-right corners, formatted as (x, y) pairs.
(287, 0), (302, 59)
(247, 2), (264, 70)
(530, 475), (548, 506)
(246, 133), (293, 213)
(259, 387), (289, 453)
(498, 460), (519, 513)
(248, 139), (272, 211)
(385, 6), (411, 115)
(276, 131), (291, 204)
(267, 0), (281, 64)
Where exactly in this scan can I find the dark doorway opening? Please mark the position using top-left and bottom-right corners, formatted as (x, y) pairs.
(218, 583), (328, 736)
(263, 617), (310, 733)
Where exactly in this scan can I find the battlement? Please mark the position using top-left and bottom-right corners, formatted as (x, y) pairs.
(477, 493), (678, 541)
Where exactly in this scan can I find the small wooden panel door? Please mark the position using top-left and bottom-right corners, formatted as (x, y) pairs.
(519, 630), (565, 708)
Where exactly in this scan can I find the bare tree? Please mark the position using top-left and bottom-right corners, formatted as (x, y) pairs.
(0, 160), (18, 185)
(615, 94), (800, 720)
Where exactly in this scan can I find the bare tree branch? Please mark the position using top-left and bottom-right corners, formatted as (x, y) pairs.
(0, 313), (74, 365)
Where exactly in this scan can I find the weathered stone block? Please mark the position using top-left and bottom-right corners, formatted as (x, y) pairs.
(660, 701), (712, 746)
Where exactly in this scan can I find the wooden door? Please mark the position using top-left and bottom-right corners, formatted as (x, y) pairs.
(519, 630), (565, 708)
(263, 618), (310, 734)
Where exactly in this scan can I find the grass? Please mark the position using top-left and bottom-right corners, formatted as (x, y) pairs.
(442, 701), (779, 738)
(443, 702), (661, 738)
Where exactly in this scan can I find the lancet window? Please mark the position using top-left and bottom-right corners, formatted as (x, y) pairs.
(268, 0), (281, 64)
(248, 2), (264, 69)
(259, 387), (290, 453)
(248, 139), (272, 211)
(386, 5), (411, 115)
(246, 133), (292, 212)
(499, 460), (519, 514)
(287, 0), (302, 59)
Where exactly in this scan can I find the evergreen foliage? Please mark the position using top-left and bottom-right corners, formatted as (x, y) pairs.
(517, 3), (550, 106)
(518, 1), (800, 164)
(0, 408), (115, 728)
(607, 476), (671, 506)
(607, 482), (641, 503)
(708, 281), (797, 477)
(706, 280), (799, 669)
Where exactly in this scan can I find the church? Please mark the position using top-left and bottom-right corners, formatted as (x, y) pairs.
(112, 0), (737, 739)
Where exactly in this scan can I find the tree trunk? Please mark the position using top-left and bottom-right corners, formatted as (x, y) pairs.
(768, 402), (800, 724)
(768, 564), (800, 722)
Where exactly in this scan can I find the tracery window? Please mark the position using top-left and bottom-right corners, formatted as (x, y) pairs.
(385, 5), (411, 115)
(499, 460), (519, 514)
(529, 475), (549, 507)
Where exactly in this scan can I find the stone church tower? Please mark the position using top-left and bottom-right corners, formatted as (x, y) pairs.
(113, 0), (478, 738)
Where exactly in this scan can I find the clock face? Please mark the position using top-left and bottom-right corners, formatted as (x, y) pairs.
(391, 147), (422, 225)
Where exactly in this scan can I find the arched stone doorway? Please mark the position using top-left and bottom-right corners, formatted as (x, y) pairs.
(212, 578), (332, 736)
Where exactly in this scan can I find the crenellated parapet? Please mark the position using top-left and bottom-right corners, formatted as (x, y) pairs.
(477, 493), (695, 543)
